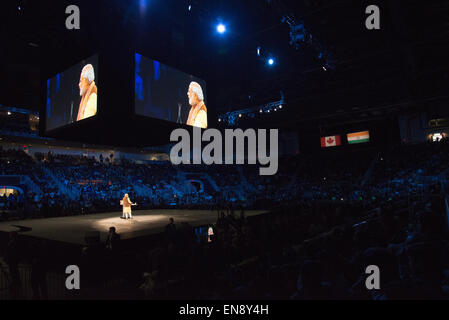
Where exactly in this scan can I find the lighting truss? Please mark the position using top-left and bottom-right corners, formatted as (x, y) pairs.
(218, 100), (285, 126)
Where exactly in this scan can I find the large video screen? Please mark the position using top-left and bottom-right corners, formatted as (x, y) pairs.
(135, 53), (208, 128)
(46, 55), (99, 131)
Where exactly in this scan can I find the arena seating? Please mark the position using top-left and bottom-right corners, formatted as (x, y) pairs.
(0, 138), (448, 219)
(1, 138), (449, 299)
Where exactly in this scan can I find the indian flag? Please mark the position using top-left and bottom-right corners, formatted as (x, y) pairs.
(347, 131), (370, 144)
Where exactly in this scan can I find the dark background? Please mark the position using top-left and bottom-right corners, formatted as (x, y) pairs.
(0, 0), (447, 148)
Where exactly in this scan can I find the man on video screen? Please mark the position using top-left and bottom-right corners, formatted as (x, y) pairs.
(77, 64), (98, 121)
(186, 81), (207, 129)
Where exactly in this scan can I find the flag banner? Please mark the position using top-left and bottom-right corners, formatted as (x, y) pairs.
(320, 135), (341, 147)
(347, 131), (370, 144)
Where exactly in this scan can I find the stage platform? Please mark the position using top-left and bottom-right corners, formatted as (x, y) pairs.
(0, 209), (268, 245)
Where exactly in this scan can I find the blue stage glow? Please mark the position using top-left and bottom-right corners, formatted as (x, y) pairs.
(135, 53), (144, 100)
(139, 0), (147, 11)
(56, 73), (61, 91)
(268, 58), (275, 66)
(135, 53), (141, 69)
(135, 75), (143, 101)
(46, 98), (51, 118)
(153, 60), (160, 80)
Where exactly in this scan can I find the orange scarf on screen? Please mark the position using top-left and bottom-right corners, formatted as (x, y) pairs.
(77, 81), (97, 121)
(186, 101), (207, 126)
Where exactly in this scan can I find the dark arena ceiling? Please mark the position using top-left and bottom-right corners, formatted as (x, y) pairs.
(1, 0), (448, 128)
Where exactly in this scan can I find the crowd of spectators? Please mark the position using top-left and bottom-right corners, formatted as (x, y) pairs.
(132, 189), (448, 299)
(0, 138), (449, 299)
(0, 138), (448, 219)
(2, 185), (447, 299)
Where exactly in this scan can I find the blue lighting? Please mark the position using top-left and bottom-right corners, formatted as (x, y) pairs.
(268, 58), (275, 66)
(153, 60), (160, 80)
(139, 0), (148, 14)
(217, 23), (226, 34)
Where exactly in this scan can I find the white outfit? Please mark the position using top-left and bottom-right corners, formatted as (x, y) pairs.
(121, 197), (133, 219)
(123, 206), (132, 219)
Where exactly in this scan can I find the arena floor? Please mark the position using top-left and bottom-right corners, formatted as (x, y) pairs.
(0, 209), (268, 245)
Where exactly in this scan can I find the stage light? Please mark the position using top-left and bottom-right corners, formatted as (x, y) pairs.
(274, 108), (277, 111)
(268, 58), (275, 66)
(257, 46), (261, 56)
(217, 23), (226, 34)
(218, 118), (221, 122)
(239, 114), (242, 118)
(188, 4), (192, 11)
(138, 0), (148, 15)
(139, 0), (147, 9)
(322, 66), (327, 71)
(260, 109), (263, 113)
(7, 112), (11, 115)
(279, 105), (282, 109)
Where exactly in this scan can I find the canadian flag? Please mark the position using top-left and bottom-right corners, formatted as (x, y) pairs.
(321, 135), (341, 147)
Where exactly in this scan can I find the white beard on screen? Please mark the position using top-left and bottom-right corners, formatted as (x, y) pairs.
(189, 97), (194, 106)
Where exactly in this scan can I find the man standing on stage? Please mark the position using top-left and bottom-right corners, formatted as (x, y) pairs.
(121, 193), (135, 219)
